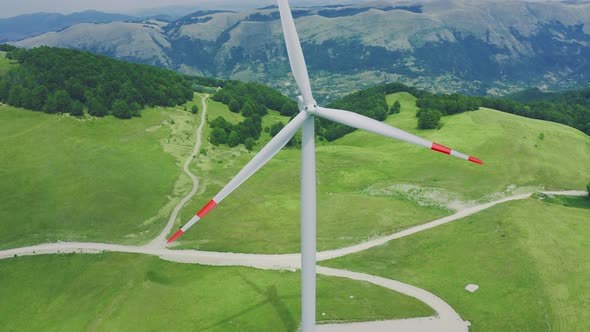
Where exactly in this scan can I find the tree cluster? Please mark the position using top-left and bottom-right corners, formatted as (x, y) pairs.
(209, 80), (299, 148)
(416, 94), (479, 116)
(318, 83), (426, 141)
(209, 116), (262, 151)
(416, 109), (442, 129)
(415, 90), (590, 135)
(390, 100), (401, 114)
(212, 80), (298, 118)
(0, 46), (193, 118)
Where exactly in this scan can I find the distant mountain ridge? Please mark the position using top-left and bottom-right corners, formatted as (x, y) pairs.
(12, 0), (590, 102)
(0, 11), (135, 43)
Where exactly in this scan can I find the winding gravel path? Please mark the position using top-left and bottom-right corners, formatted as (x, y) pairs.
(316, 190), (587, 261)
(148, 94), (209, 248)
(1, 95), (586, 331)
(0, 190), (584, 330)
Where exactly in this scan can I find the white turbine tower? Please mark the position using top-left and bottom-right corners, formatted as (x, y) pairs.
(168, 0), (484, 330)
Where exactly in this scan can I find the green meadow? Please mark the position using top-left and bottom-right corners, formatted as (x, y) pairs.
(173, 92), (590, 253)
(324, 197), (590, 331)
(0, 84), (589, 332)
(0, 102), (199, 249)
(2, 90), (588, 256)
(0, 253), (432, 331)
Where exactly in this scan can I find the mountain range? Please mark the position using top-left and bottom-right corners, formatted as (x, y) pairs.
(0, 11), (135, 43)
(10, 0), (590, 102)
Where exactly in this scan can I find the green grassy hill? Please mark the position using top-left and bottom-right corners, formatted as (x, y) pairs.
(2, 90), (588, 254)
(324, 196), (590, 331)
(174, 92), (590, 253)
(0, 103), (194, 249)
(0, 253), (432, 331)
(1, 83), (589, 331)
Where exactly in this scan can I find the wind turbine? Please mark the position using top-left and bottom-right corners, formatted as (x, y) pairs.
(167, 0), (484, 330)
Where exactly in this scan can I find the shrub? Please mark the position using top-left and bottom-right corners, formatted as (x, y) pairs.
(244, 138), (255, 151)
(417, 109), (442, 130)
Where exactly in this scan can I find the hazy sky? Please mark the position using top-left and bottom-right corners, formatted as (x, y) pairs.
(0, 0), (359, 18)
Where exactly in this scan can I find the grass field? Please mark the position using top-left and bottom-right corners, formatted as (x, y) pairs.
(0, 101), (200, 250)
(0, 52), (17, 75)
(324, 197), (590, 331)
(540, 194), (590, 210)
(172, 92), (590, 253)
(3, 90), (587, 254)
(0, 253), (433, 331)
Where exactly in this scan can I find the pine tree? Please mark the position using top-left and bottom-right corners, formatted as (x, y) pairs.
(70, 101), (84, 116)
(112, 99), (131, 119)
(244, 138), (255, 151)
(227, 131), (240, 147)
(54, 90), (73, 113)
(418, 109), (442, 130)
(241, 101), (256, 117)
(390, 100), (401, 114)
(31, 86), (48, 111)
(270, 122), (285, 137)
(210, 128), (227, 145)
(88, 98), (107, 117)
(0, 80), (10, 101)
(229, 99), (240, 113)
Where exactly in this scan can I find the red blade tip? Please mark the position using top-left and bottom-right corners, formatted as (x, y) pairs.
(468, 156), (484, 165)
(431, 143), (452, 155)
(167, 230), (184, 243)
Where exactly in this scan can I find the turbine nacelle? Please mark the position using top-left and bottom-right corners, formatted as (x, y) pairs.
(297, 95), (318, 112)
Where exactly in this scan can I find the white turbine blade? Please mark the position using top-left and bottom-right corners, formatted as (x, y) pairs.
(315, 107), (484, 164)
(278, 0), (314, 105)
(168, 111), (309, 243)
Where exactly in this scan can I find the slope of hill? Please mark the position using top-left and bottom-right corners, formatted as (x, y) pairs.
(0, 105), (189, 250)
(173, 91), (590, 253)
(0, 253), (432, 331)
(13, 0), (590, 102)
(324, 196), (590, 331)
(504, 87), (590, 134)
(0, 11), (135, 43)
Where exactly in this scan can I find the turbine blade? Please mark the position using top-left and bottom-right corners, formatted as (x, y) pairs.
(277, 0), (314, 105)
(168, 111), (310, 243)
(315, 107), (484, 165)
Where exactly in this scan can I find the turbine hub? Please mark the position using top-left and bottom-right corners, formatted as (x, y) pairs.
(297, 95), (318, 113)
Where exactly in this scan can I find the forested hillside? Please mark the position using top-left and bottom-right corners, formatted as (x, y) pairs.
(2, 43), (588, 138)
(207, 80), (298, 149)
(417, 91), (590, 135)
(325, 83), (590, 137)
(0, 45), (193, 118)
(505, 87), (590, 134)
